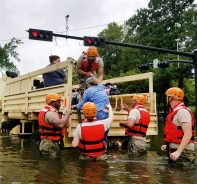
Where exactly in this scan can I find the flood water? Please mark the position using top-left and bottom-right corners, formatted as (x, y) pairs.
(1, 118), (197, 184)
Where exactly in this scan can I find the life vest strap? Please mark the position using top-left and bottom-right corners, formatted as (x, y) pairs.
(80, 147), (106, 153)
(39, 125), (60, 131)
(80, 139), (104, 145)
(134, 124), (148, 128)
(128, 129), (146, 136)
(41, 132), (62, 136)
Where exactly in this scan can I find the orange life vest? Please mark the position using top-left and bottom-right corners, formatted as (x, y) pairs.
(126, 105), (150, 137)
(164, 102), (195, 143)
(82, 52), (100, 72)
(38, 105), (65, 142)
(79, 118), (106, 158)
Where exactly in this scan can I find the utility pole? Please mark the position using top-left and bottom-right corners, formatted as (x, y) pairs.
(175, 38), (180, 66)
(65, 15), (69, 35)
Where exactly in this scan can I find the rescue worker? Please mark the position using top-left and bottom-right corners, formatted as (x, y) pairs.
(38, 93), (72, 157)
(76, 46), (104, 94)
(161, 87), (195, 166)
(119, 94), (150, 155)
(72, 102), (113, 160)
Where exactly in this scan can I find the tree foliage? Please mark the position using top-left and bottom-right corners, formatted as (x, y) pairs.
(0, 38), (23, 74)
(96, 0), (196, 111)
(97, 22), (124, 77)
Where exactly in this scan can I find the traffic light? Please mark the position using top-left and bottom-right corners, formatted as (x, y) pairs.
(84, 36), (105, 47)
(138, 63), (149, 70)
(157, 61), (170, 68)
(28, 28), (53, 42)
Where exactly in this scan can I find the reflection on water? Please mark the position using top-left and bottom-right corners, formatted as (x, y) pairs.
(1, 120), (197, 184)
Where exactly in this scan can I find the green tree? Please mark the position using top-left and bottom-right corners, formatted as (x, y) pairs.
(181, 4), (197, 52)
(123, 0), (196, 109)
(0, 38), (23, 74)
(96, 0), (196, 111)
(97, 22), (125, 77)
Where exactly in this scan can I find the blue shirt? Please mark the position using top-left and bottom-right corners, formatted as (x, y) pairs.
(77, 84), (110, 111)
(43, 64), (66, 87)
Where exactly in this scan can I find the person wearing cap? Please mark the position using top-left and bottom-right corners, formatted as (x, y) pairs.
(119, 94), (150, 155)
(71, 77), (110, 147)
(72, 102), (113, 160)
(71, 77), (110, 120)
(38, 93), (72, 157)
(161, 87), (195, 166)
(76, 46), (104, 94)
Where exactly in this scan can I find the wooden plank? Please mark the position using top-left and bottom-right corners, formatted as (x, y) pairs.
(6, 58), (75, 84)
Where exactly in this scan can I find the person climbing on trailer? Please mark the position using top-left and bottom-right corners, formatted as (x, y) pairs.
(76, 46), (104, 95)
(71, 77), (110, 147)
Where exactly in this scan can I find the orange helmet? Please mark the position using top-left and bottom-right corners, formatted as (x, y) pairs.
(165, 87), (184, 100)
(87, 46), (98, 57)
(82, 102), (97, 118)
(133, 94), (146, 105)
(46, 93), (61, 104)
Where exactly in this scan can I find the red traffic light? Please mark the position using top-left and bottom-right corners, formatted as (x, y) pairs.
(32, 31), (39, 37)
(87, 38), (93, 44)
(28, 28), (53, 42)
(84, 36), (105, 47)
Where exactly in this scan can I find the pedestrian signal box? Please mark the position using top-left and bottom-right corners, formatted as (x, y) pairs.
(28, 28), (53, 42)
(84, 36), (105, 47)
(157, 61), (170, 68)
(138, 63), (149, 70)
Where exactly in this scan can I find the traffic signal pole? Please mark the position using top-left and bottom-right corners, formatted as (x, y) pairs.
(28, 30), (197, 119)
(167, 60), (193, 64)
(54, 33), (193, 57)
(105, 41), (194, 57)
(53, 33), (84, 41)
(193, 51), (197, 120)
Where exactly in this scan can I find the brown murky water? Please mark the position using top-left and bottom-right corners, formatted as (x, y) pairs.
(0, 119), (197, 184)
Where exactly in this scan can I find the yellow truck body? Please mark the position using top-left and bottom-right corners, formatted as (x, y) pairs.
(0, 58), (158, 147)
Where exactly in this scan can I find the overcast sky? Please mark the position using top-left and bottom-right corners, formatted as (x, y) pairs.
(0, 0), (150, 75)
